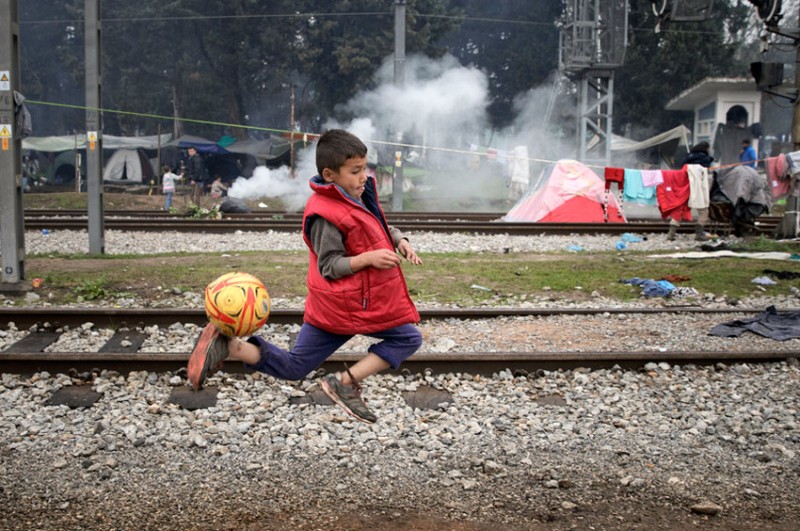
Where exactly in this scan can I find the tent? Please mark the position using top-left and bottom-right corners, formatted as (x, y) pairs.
(503, 159), (626, 223)
(102, 148), (156, 183)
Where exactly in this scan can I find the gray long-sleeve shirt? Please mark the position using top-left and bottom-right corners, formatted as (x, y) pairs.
(307, 216), (405, 280)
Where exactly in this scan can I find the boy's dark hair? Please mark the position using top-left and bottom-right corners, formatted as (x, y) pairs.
(742, 139), (751, 145)
(316, 129), (367, 175)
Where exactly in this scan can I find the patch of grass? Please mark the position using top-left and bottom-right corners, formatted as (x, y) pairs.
(74, 277), (110, 301)
(23, 249), (800, 307)
(727, 236), (799, 253)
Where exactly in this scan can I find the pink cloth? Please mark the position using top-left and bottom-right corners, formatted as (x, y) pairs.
(766, 154), (790, 199)
(641, 169), (664, 187)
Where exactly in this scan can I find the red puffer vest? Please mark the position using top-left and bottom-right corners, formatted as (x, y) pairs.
(301, 176), (420, 335)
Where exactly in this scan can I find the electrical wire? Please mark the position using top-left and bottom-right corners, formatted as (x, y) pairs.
(25, 98), (561, 166)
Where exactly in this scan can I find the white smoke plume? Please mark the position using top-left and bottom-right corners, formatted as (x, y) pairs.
(229, 53), (564, 210)
(226, 165), (311, 211)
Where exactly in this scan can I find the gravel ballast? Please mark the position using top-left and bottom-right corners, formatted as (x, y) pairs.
(1, 228), (799, 530)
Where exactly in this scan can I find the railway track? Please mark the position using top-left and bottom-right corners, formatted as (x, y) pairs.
(2, 306), (798, 374)
(22, 209), (780, 235)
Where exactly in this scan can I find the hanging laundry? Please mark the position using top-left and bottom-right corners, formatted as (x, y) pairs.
(686, 164), (710, 209)
(765, 153), (790, 200)
(641, 169), (664, 187)
(623, 169), (657, 205)
(604, 167), (625, 189)
(656, 168), (692, 222)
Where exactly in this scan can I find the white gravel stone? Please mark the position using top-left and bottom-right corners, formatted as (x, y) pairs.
(1, 228), (799, 529)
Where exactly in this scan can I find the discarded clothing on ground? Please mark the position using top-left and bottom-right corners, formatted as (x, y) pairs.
(670, 286), (699, 298)
(621, 277), (675, 297)
(751, 276), (778, 285)
(219, 197), (251, 213)
(709, 306), (800, 341)
(763, 269), (800, 280)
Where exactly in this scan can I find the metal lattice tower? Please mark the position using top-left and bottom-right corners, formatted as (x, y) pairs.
(559, 0), (629, 164)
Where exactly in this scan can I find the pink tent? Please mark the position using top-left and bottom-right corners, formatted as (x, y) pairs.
(503, 159), (626, 223)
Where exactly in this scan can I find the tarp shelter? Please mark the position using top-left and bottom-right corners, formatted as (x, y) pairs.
(588, 125), (692, 167)
(166, 134), (230, 154)
(23, 133), (171, 152)
(22, 134), (171, 184)
(225, 137), (292, 168)
(102, 148), (155, 183)
(503, 159), (626, 223)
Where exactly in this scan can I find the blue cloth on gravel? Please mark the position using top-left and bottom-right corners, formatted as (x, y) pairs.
(620, 233), (643, 243)
(620, 277), (675, 297)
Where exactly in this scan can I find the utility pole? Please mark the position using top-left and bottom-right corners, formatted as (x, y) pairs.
(757, 2), (800, 238)
(290, 85), (295, 178)
(392, 0), (406, 212)
(783, 8), (800, 238)
(0, 0), (27, 292)
(85, 0), (105, 254)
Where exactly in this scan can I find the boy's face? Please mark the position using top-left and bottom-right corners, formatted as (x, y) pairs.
(322, 156), (368, 199)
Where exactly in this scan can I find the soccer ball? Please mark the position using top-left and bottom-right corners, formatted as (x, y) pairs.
(204, 272), (271, 337)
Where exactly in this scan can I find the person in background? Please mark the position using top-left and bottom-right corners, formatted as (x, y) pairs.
(740, 139), (757, 169)
(184, 146), (206, 203)
(681, 141), (714, 168)
(161, 165), (181, 211)
(210, 176), (228, 198)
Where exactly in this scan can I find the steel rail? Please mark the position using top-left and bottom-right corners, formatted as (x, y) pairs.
(24, 209), (509, 221)
(22, 217), (775, 235)
(3, 307), (797, 374)
(2, 349), (797, 376)
(0, 306), (788, 329)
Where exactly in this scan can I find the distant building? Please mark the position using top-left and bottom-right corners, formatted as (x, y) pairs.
(665, 77), (792, 165)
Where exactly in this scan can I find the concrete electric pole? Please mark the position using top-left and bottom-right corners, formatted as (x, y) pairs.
(392, 0), (406, 212)
(0, 0), (27, 292)
(85, 0), (105, 254)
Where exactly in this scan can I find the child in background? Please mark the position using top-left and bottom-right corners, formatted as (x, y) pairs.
(162, 165), (180, 211)
(187, 129), (424, 424)
(210, 176), (227, 198)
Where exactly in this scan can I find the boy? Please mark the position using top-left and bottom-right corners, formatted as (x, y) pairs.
(187, 129), (423, 424)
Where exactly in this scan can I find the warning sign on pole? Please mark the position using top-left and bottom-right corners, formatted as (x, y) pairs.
(0, 124), (11, 137)
(0, 71), (10, 91)
(87, 131), (98, 151)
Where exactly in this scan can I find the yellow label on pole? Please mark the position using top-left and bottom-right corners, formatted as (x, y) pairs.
(2, 138), (8, 150)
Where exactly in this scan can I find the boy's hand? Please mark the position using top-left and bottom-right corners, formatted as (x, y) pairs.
(397, 239), (422, 265)
(353, 249), (402, 271)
